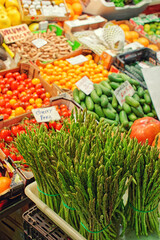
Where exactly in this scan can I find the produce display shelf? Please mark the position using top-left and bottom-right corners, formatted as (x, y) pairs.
(25, 181), (160, 240)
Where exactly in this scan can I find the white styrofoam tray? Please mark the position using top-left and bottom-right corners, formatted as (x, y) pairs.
(25, 181), (160, 240)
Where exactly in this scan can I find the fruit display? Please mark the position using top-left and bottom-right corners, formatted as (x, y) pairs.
(144, 22), (160, 36)
(16, 110), (160, 239)
(38, 54), (109, 90)
(109, 0), (142, 7)
(73, 72), (157, 130)
(118, 22), (159, 50)
(0, 0), (21, 28)
(66, 0), (83, 20)
(9, 30), (73, 62)
(0, 70), (51, 120)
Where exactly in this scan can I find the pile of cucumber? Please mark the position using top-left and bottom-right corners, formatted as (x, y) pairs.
(73, 72), (157, 130)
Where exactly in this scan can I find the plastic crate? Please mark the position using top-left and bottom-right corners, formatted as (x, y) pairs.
(23, 205), (71, 240)
(115, 47), (160, 86)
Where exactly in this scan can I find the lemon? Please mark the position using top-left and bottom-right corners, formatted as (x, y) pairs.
(7, 8), (21, 26)
(0, 14), (11, 28)
(5, 0), (19, 9)
(28, 23), (39, 32)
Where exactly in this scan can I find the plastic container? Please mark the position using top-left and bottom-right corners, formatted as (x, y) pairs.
(23, 205), (71, 240)
(80, 0), (151, 20)
(115, 47), (160, 86)
(25, 181), (160, 240)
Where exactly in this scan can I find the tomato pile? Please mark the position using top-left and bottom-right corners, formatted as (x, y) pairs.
(0, 71), (51, 120)
(0, 104), (71, 165)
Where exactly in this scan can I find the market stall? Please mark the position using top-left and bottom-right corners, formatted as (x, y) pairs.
(0, 0), (159, 239)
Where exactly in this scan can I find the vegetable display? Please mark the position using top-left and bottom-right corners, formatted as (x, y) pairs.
(15, 109), (160, 239)
(73, 72), (157, 130)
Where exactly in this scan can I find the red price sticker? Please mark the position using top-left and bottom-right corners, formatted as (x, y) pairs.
(114, 81), (135, 106)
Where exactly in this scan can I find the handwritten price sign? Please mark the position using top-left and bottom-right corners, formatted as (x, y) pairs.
(114, 81), (135, 106)
(75, 76), (94, 95)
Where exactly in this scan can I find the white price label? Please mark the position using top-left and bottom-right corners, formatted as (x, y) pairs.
(32, 38), (47, 48)
(114, 81), (135, 106)
(32, 106), (60, 123)
(75, 76), (94, 95)
(66, 55), (88, 65)
(138, 62), (150, 69)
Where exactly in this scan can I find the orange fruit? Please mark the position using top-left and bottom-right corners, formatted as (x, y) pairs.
(67, 4), (75, 19)
(124, 31), (132, 42)
(130, 31), (139, 39)
(137, 37), (149, 47)
(73, 14), (79, 20)
(148, 44), (159, 52)
(0, 177), (11, 194)
(119, 24), (130, 32)
(71, 2), (82, 15)
(15, 107), (25, 116)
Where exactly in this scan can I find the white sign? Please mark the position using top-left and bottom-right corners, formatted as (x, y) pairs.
(32, 106), (60, 122)
(32, 38), (47, 48)
(66, 55), (88, 65)
(138, 62), (150, 69)
(75, 76), (94, 95)
(114, 81), (135, 106)
(142, 66), (160, 120)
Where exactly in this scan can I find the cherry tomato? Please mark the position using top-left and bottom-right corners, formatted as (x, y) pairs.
(0, 76), (3, 80)
(40, 93), (46, 100)
(9, 153), (17, 161)
(25, 78), (32, 84)
(12, 102), (20, 109)
(40, 122), (49, 130)
(5, 108), (12, 116)
(35, 83), (43, 89)
(5, 102), (12, 108)
(10, 147), (19, 153)
(7, 77), (15, 85)
(5, 72), (13, 79)
(21, 73), (28, 80)
(28, 82), (34, 88)
(17, 155), (23, 161)
(3, 148), (9, 156)
(33, 93), (38, 100)
(12, 90), (19, 97)
(0, 107), (5, 114)
(60, 104), (67, 109)
(49, 121), (57, 129)
(68, 110), (71, 116)
(55, 123), (62, 131)
(11, 126), (18, 136)
(17, 85), (25, 92)
(12, 72), (20, 78)
(6, 136), (13, 142)
(36, 88), (43, 96)
(2, 88), (9, 94)
(0, 142), (5, 148)
(3, 78), (8, 84)
(62, 111), (69, 118)
(29, 119), (37, 124)
(3, 114), (9, 120)
(0, 99), (5, 107)
(11, 81), (18, 91)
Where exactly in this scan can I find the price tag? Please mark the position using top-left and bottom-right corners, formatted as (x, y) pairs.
(75, 76), (94, 95)
(114, 81), (135, 106)
(142, 67), (160, 120)
(138, 62), (150, 69)
(32, 106), (60, 122)
(66, 55), (88, 65)
(32, 38), (47, 48)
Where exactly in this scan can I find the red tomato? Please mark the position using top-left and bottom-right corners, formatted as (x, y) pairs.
(11, 81), (18, 91)
(0, 84), (4, 90)
(9, 153), (17, 161)
(43, 101), (50, 106)
(130, 117), (160, 145)
(68, 110), (71, 116)
(17, 85), (25, 93)
(3, 78), (8, 83)
(5, 84), (10, 89)
(25, 78), (32, 84)
(40, 93), (46, 100)
(60, 104), (67, 109)
(21, 96), (28, 102)
(0, 107), (5, 114)
(35, 83), (43, 89)
(33, 93), (38, 100)
(17, 155), (23, 161)
(28, 82), (34, 88)
(10, 147), (19, 153)
(0, 142), (5, 148)
(55, 123), (62, 131)
(36, 88), (43, 96)
(7, 77), (15, 85)
(44, 97), (50, 103)
(40, 122), (49, 130)
(29, 119), (37, 124)
(0, 75), (3, 80)
(12, 102), (20, 109)
(49, 121), (57, 129)
(17, 124), (25, 131)
(2, 88), (9, 94)
(11, 126), (19, 136)
(30, 87), (35, 94)
(12, 72), (20, 78)
(21, 73), (28, 80)
(5, 72), (13, 79)
(12, 90), (19, 96)
(5, 102), (12, 108)
(5, 136), (13, 142)
(5, 108), (12, 115)
(3, 148), (9, 156)
(62, 111), (69, 118)
(16, 75), (24, 82)
(3, 114), (9, 120)
(0, 99), (5, 107)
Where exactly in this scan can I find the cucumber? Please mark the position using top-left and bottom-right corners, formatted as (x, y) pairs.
(103, 108), (116, 120)
(129, 121), (134, 128)
(108, 103), (117, 113)
(133, 85), (137, 91)
(94, 84), (102, 97)
(108, 73), (124, 83)
(87, 110), (99, 121)
(73, 88), (80, 104)
(100, 81), (112, 89)
(131, 107), (144, 118)
(128, 113), (137, 122)
(143, 104), (151, 114)
(147, 112), (154, 117)
(139, 99), (145, 105)
(90, 90), (101, 104)
(85, 96), (94, 111)
(79, 90), (86, 101)
(137, 87), (144, 97)
(119, 111), (129, 128)
(115, 113), (119, 124)
(95, 104), (105, 118)
(118, 73), (131, 82)
(99, 84), (112, 96)
(144, 92), (151, 105)
(108, 97), (113, 102)
(80, 101), (86, 109)
(112, 94), (118, 109)
(125, 96), (139, 108)
(133, 93), (140, 102)
(117, 105), (123, 112)
(100, 117), (118, 126)
(122, 102), (131, 114)
(110, 82), (120, 90)
(101, 95), (109, 108)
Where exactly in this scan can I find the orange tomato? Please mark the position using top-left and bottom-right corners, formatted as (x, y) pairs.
(9, 99), (17, 106)
(15, 107), (25, 116)
(32, 78), (40, 85)
(0, 177), (11, 194)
